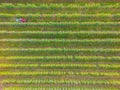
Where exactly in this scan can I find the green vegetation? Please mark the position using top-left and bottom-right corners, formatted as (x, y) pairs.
(0, 1), (120, 90)
(0, 13), (120, 22)
(3, 79), (120, 84)
(4, 86), (119, 90)
(0, 3), (120, 9)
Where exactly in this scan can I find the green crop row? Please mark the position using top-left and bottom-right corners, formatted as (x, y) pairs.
(0, 22), (120, 26)
(0, 13), (120, 18)
(3, 79), (120, 85)
(0, 64), (38, 67)
(0, 3), (119, 9)
(0, 71), (119, 76)
(0, 48), (120, 52)
(0, 8), (119, 14)
(0, 39), (120, 51)
(0, 56), (120, 62)
(0, 31), (120, 39)
(0, 13), (119, 22)
(0, 48), (120, 56)
(0, 63), (119, 69)
(4, 86), (119, 90)
(0, 31), (120, 34)
(0, 24), (119, 31)
(0, 39), (120, 48)
(0, 0), (119, 3)
(0, 38), (120, 42)
(40, 63), (120, 69)
(0, 51), (118, 56)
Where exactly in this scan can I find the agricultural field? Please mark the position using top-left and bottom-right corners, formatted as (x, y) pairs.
(0, 0), (120, 90)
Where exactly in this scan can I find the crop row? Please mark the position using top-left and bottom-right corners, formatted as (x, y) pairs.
(40, 64), (120, 69)
(0, 24), (119, 31)
(0, 13), (119, 22)
(0, 31), (120, 39)
(0, 22), (120, 26)
(0, 3), (119, 9)
(0, 48), (120, 56)
(4, 86), (118, 90)
(0, 56), (112, 59)
(0, 39), (120, 48)
(1, 53), (119, 57)
(0, 31), (120, 34)
(0, 48), (120, 52)
(0, 64), (38, 67)
(0, 13), (120, 18)
(2, 79), (120, 85)
(0, 0), (119, 3)
(0, 56), (120, 62)
(0, 71), (119, 76)
(0, 63), (120, 69)
(0, 39), (120, 42)
(1, 8), (119, 14)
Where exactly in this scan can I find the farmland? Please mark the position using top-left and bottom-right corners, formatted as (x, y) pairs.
(0, 0), (120, 90)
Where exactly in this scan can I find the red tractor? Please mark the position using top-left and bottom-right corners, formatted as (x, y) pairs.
(20, 18), (27, 23)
